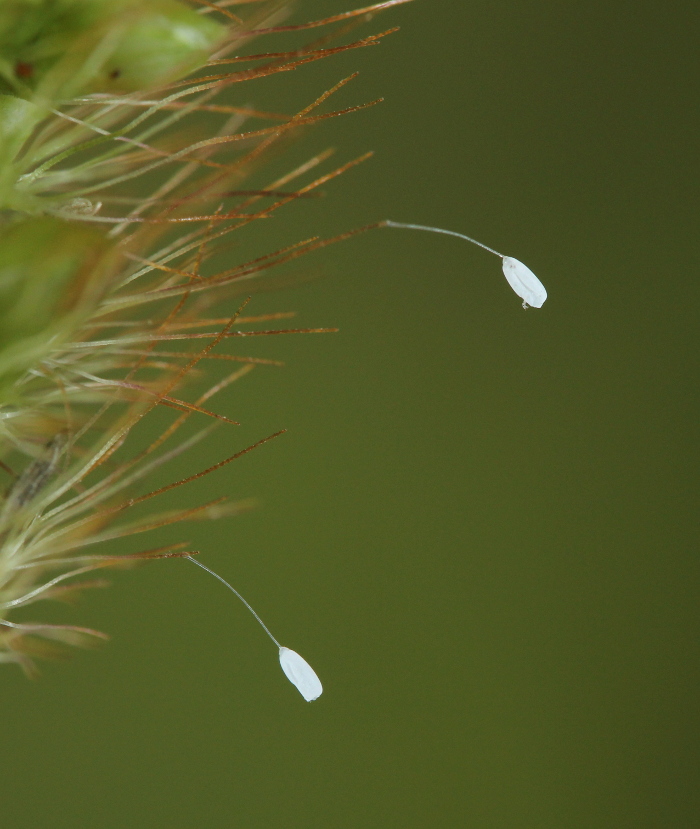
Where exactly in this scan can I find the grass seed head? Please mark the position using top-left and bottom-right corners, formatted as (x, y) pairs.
(0, 0), (409, 675)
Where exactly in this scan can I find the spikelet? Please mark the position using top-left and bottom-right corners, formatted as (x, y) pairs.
(0, 0), (411, 676)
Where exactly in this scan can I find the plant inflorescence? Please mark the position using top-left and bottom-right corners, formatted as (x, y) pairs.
(0, 0), (411, 675)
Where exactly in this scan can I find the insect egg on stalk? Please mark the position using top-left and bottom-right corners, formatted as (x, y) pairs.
(185, 556), (322, 702)
(383, 220), (548, 309)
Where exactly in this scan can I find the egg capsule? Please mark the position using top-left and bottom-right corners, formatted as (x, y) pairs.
(501, 256), (547, 309)
(279, 647), (323, 701)
(383, 220), (548, 309)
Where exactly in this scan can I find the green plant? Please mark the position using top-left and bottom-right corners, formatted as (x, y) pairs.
(0, 0), (410, 675)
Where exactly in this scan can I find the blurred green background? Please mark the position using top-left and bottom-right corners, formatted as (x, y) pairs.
(2, 1), (699, 826)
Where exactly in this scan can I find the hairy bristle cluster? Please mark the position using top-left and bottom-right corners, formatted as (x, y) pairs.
(0, 0), (411, 675)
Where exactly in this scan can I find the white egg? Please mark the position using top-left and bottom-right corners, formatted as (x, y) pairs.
(279, 646), (323, 702)
(501, 256), (547, 308)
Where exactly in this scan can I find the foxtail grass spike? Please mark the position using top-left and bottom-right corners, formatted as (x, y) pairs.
(0, 0), (411, 677)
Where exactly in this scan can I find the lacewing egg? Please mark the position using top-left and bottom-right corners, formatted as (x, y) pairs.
(186, 556), (323, 703)
(383, 221), (549, 309)
(501, 257), (547, 309)
(279, 647), (323, 702)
